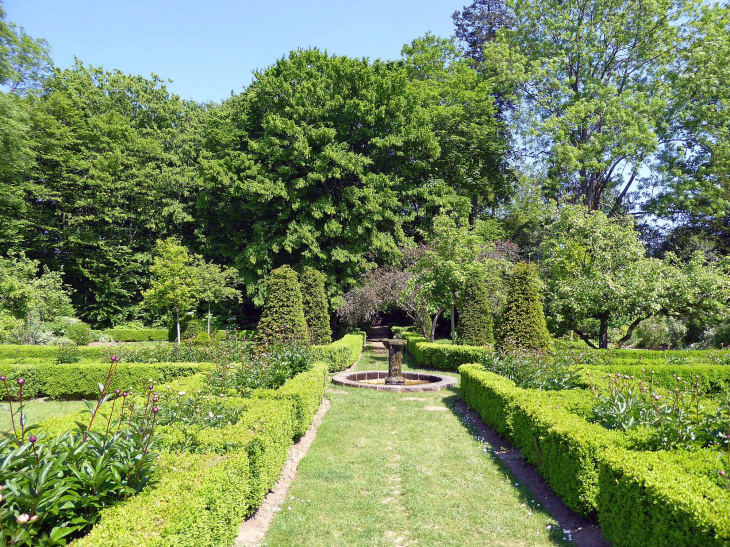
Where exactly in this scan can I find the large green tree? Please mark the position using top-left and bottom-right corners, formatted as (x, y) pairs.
(0, 3), (52, 249)
(485, 0), (727, 214)
(196, 49), (439, 305)
(401, 34), (514, 224)
(542, 205), (730, 348)
(409, 215), (510, 343)
(15, 63), (202, 325)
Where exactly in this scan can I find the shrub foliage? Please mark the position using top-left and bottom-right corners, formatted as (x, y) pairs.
(257, 266), (308, 342)
(498, 263), (552, 351)
(300, 267), (332, 345)
(458, 273), (494, 346)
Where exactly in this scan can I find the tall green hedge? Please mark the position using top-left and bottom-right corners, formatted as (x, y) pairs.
(458, 274), (494, 346)
(300, 267), (332, 345)
(257, 265), (308, 341)
(498, 263), (552, 351)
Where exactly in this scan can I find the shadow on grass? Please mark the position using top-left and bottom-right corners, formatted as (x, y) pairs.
(444, 392), (609, 547)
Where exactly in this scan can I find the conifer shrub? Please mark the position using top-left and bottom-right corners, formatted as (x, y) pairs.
(498, 263), (552, 351)
(458, 273), (494, 346)
(300, 267), (332, 345)
(257, 266), (308, 341)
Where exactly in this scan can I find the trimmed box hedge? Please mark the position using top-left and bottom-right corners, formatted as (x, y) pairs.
(393, 329), (490, 371)
(312, 331), (366, 372)
(103, 328), (168, 342)
(252, 361), (329, 438)
(598, 448), (730, 546)
(49, 359), (331, 546)
(460, 363), (730, 545)
(585, 363), (730, 394)
(0, 363), (211, 400)
(460, 364), (626, 515)
(0, 344), (108, 361)
(73, 451), (252, 547)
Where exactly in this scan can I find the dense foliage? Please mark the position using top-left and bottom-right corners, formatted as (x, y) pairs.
(1, 1), (730, 346)
(257, 266), (308, 342)
(300, 267), (331, 345)
(458, 272), (494, 345)
(497, 263), (552, 351)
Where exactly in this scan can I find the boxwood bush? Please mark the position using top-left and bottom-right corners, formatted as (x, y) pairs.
(0, 362), (210, 399)
(39, 358), (332, 546)
(393, 329), (490, 371)
(312, 331), (365, 372)
(460, 363), (730, 545)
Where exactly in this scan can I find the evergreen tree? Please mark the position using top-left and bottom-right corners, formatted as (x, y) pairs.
(498, 263), (552, 351)
(257, 265), (308, 342)
(300, 267), (331, 345)
(458, 273), (494, 346)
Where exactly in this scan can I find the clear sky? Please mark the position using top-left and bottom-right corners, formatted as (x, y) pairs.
(5, 0), (466, 103)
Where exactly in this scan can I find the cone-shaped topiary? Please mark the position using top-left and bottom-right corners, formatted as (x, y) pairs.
(458, 273), (494, 346)
(498, 263), (552, 351)
(300, 267), (332, 345)
(258, 265), (308, 341)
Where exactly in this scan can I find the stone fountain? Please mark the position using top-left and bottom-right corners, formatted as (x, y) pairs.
(331, 336), (456, 393)
(383, 338), (407, 385)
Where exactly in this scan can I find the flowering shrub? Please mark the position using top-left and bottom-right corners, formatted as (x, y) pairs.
(590, 370), (730, 450)
(0, 357), (160, 544)
(483, 345), (583, 391)
(155, 390), (243, 429)
(208, 338), (312, 397)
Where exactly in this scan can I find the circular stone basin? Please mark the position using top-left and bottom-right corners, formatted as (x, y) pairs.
(331, 371), (457, 392)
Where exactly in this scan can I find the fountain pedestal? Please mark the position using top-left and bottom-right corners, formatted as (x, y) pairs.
(383, 339), (407, 385)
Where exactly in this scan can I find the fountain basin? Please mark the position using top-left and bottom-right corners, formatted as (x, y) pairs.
(331, 371), (457, 392)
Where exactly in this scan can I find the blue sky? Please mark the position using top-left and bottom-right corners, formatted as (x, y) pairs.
(5, 0), (466, 103)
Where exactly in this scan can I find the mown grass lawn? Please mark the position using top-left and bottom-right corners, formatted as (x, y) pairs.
(0, 399), (88, 432)
(264, 344), (567, 546)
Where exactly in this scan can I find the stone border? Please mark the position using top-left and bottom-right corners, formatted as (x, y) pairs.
(331, 370), (457, 392)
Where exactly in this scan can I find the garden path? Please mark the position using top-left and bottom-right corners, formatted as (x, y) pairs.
(261, 338), (576, 546)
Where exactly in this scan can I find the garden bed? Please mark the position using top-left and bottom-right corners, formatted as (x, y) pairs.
(460, 364), (730, 546)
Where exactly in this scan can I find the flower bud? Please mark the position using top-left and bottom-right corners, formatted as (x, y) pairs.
(111, 355), (119, 363)
(16, 378), (25, 385)
(152, 406), (159, 413)
(16, 514), (29, 524)
(115, 389), (121, 395)
(0, 376), (5, 381)
(122, 392), (128, 398)
(148, 385), (154, 391)
(29, 435), (37, 444)
(30, 515), (38, 522)
(152, 397), (158, 403)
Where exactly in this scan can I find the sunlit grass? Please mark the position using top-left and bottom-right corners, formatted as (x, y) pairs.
(265, 345), (566, 546)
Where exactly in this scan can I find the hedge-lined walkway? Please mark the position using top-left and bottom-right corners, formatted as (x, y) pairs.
(263, 344), (568, 546)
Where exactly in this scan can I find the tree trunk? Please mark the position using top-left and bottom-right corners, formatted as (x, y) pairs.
(599, 313), (609, 349)
(430, 309), (443, 342)
(207, 302), (211, 335)
(176, 308), (181, 345)
(451, 303), (456, 345)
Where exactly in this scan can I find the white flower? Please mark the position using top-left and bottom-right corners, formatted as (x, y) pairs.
(178, 391), (186, 396)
